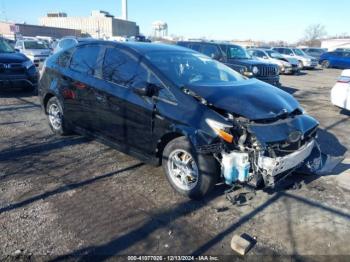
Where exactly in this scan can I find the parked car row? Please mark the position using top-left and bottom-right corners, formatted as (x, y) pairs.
(0, 38), (38, 91)
(37, 40), (334, 199)
(177, 41), (280, 85)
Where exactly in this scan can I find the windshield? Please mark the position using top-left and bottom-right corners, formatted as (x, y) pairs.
(24, 41), (48, 50)
(266, 50), (284, 59)
(293, 48), (306, 56)
(0, 39), (15, 53)
(145, 51), (245, 86)
(226, 45), (251, 59)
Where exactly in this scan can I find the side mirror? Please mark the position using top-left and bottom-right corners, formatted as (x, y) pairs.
(15, 48), (20, 52)
(211, 53), (222, 60)
(132, 81), (159, 97)
(289, 53), (294, 56)
(263, 56), (268, 59)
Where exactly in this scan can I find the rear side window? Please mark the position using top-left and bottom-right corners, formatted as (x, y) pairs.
(189, 44), (202, 52)
(70, 45), (104, 76)
(102, 48), (147, 87)
(59, 39), (76, 50)
(56, 48), (74, 68)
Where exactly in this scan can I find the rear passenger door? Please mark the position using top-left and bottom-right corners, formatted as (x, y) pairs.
(93, 47), (155, 154)
(62, 44), (105, 131)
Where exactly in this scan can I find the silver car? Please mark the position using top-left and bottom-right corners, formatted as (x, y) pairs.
(15, 40), (51, 67)
(273, 47), (318, 69)
(248, 48), (300, 75)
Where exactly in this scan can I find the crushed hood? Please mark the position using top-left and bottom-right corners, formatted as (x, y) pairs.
(187, 79), (300, 120)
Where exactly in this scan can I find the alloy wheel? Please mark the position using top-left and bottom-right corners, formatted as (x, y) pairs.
(167, 149), (199, 191)
(48, 103), (62, 130)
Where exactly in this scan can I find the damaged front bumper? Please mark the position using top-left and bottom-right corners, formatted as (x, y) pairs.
(258, 139), (315, 178)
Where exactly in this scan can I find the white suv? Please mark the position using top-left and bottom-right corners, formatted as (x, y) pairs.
(272, 47), (318, 69)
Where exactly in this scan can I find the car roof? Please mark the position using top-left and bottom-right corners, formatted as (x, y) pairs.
(77, 40), (193, 55)
(178, 41), (240, 47)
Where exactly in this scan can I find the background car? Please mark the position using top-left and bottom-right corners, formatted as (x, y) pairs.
(0, 37), (37, 92)
(319, 51), (350, 69)
(331, 69), (350, 111)
(248, 48), (299, 74)
(53, 36), (93, 54)
(302, 47), (327, 60)
(15, 39), (51, 67)
(272, 47), (318, 69)
(178, 41), (280, 86)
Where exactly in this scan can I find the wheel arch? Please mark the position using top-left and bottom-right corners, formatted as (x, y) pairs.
(43, 93), (56, 114)
(156, 132), (184, 165)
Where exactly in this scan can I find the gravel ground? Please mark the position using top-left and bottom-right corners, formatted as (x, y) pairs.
(0, 69), (349, 260)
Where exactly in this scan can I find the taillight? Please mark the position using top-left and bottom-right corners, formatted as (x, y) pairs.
(337, 76), (350, 83)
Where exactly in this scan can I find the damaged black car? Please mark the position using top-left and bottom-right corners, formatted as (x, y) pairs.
(39, 41), (334, 199)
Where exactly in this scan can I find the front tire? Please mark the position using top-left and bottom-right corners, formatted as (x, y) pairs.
(46, 97), (71, 136)
(321, 60), (330, 68)
(298, 61), (304, 69)
(162, 137), (219, 199)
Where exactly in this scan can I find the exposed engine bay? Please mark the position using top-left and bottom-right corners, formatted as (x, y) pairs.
(201, 109), (341, 188)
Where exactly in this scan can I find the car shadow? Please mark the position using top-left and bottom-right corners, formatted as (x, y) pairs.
(0, 88), (36, 98)
(279, 85), (299, 94)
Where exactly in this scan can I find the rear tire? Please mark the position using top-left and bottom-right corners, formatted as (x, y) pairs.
(321, 60), (330, 68)
(162, 137), (219, 200)
(46, 97), (71, 136)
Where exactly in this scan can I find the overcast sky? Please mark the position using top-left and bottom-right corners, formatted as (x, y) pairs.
(1, 0), (349, 42)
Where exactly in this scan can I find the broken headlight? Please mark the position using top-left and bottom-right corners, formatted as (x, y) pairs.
(205, 118), (234, 143)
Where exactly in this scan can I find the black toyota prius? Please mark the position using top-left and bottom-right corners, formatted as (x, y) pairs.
(39, 40), (325, 199)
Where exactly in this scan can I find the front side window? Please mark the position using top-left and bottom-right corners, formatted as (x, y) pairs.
(254, 50), (266, 58)
(226, 45), (250, 59)
(145, 51), (245, 87)
(70, 45), (104, 76)
(293, 49), (306, 56)
(266, 50), (284, 59)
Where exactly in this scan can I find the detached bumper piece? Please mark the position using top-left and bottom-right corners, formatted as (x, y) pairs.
(299, 142), (344, 176)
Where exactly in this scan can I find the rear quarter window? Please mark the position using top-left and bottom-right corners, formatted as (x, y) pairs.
(70, 45), (105, 76)
(56, 48), (74, 68)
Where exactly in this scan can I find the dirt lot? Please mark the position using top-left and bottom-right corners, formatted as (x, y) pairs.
(0, 69), (349, 260)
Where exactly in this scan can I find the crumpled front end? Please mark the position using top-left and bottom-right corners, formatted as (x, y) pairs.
(210, 112), (341, 188)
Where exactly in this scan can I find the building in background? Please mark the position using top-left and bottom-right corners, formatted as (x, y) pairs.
(0, 21), (81, 40)
(40, 10), (139, 39)
(321, 38), (350, 51)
